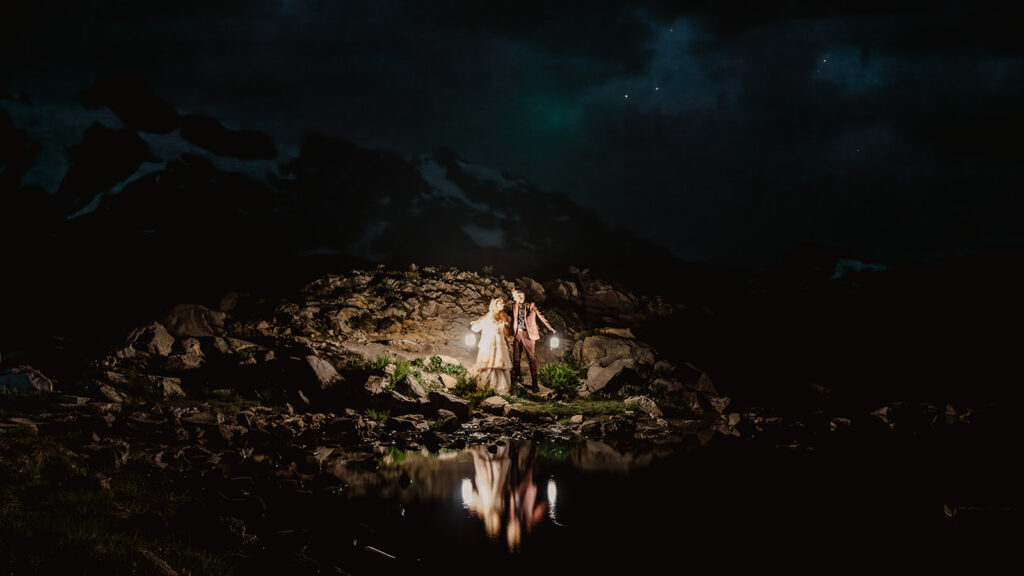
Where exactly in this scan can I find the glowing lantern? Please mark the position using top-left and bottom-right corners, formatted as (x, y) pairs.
(464, 333), (476, 347)
(549, 336), (559, 349)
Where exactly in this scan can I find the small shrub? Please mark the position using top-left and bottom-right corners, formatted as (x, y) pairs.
(441, 363), (466, 376)
(366, 408), (390, 421)
(411, 358), (425, 368)
(388, 361), (422, 388)
(428, 356), (444, 372)
(368, 356), (391, 371)
(539, 362), (580, 398)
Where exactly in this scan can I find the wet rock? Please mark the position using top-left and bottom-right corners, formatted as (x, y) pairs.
(428, 391), (472, 421)
(0, 365), (54, 393)
(479, 396), (509, 415)
(579, 420), (601, 438)
(162, 304), (226, 338)
(570, 414), (585, 424)
(389, 414), (428, 431)
(126, 322), (175, 356)
(420, 430), (447, 452)
(504, 403), (526, 419)
(434, 409), (461, 432)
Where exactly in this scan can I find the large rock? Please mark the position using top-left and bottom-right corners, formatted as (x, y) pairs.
(162, 304), (226, 338)
(393, 374), (427, 402)
(573, 333), (655, 370)
(428, 391), (472, 421)
(372, 389), (425, 415)
(580, 358), (641, 397)
(126, 322), (175, 356)
(147, 375), (185, 398)
(0, 365), (54, 393)
(304, 355), (342, 391)
(515, 277), (547, 304)
(364, 375), (387, 395)
(479, 396), (508, 415)
(624, 395), (663, 418)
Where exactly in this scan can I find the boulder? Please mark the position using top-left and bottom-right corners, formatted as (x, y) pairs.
(147, 376), (185, 398)
(126, 322), (175, 356)
(624, 395), (663, 418)
(573, 333), (655, 369)
(515, 277), (547, 304)
(428, 391), (472, 421)
(0, 365), (54, 393)
(479, 396), (509, 415)
(162, 304), (226, 338)
(547, 279), (582, 305)
(580, 358), (641, 396)
(364, 375), (387, 395)
(373, 389), (424, 415)
(304, 355), (342, 391)
(393, 374), (427, 402)
(434, 409), (461, 432)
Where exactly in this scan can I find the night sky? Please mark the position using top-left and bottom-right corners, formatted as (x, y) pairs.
(4, 0), (1023, 272)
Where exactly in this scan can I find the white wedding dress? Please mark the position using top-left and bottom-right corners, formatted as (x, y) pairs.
(471, 313), (512, 394)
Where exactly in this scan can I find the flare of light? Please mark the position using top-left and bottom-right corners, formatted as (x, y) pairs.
(547, 478), (558, 519)
(549, 336), (559, 349)
(464, 333), (476, 347)
(461, 478), (474, 508)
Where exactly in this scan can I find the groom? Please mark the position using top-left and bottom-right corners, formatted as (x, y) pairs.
(509, 289), (556, 391)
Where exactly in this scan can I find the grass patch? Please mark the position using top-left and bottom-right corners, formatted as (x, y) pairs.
(513, 399), (627, 419)
(0, 434), (229, 575)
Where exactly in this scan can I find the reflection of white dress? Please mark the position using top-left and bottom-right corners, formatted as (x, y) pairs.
(471, 313), (512, 394)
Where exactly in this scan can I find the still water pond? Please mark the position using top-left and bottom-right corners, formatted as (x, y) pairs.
(297, 432), (1007, 574)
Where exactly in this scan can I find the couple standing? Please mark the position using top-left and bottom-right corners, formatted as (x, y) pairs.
(469, 289), (556, 394)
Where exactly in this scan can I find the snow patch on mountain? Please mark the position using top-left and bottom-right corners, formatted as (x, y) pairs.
(417, 158), (490, 212)
(455, 159), (525, 190)
(831, 258), (889, 280)
(1, 99), (123, 193)
(461, 224), (504, 248)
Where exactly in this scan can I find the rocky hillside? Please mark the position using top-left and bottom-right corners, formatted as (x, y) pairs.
(2, 265), (731, 446)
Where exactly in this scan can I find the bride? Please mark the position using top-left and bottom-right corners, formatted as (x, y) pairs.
(470, 297), (513, 394)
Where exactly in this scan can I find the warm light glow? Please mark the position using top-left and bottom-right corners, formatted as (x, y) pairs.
(549, 336), (559, 349)
(547, 478), (558, 519)
(464, 333), (476, 347)
(461, 478), (474, 508)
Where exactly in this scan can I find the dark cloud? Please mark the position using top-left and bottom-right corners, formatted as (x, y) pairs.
(3, 0), (1022, 272)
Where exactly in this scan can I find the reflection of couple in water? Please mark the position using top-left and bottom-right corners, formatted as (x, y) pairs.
(462, 443), (548, 551)
(469, 290), (556, 394)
